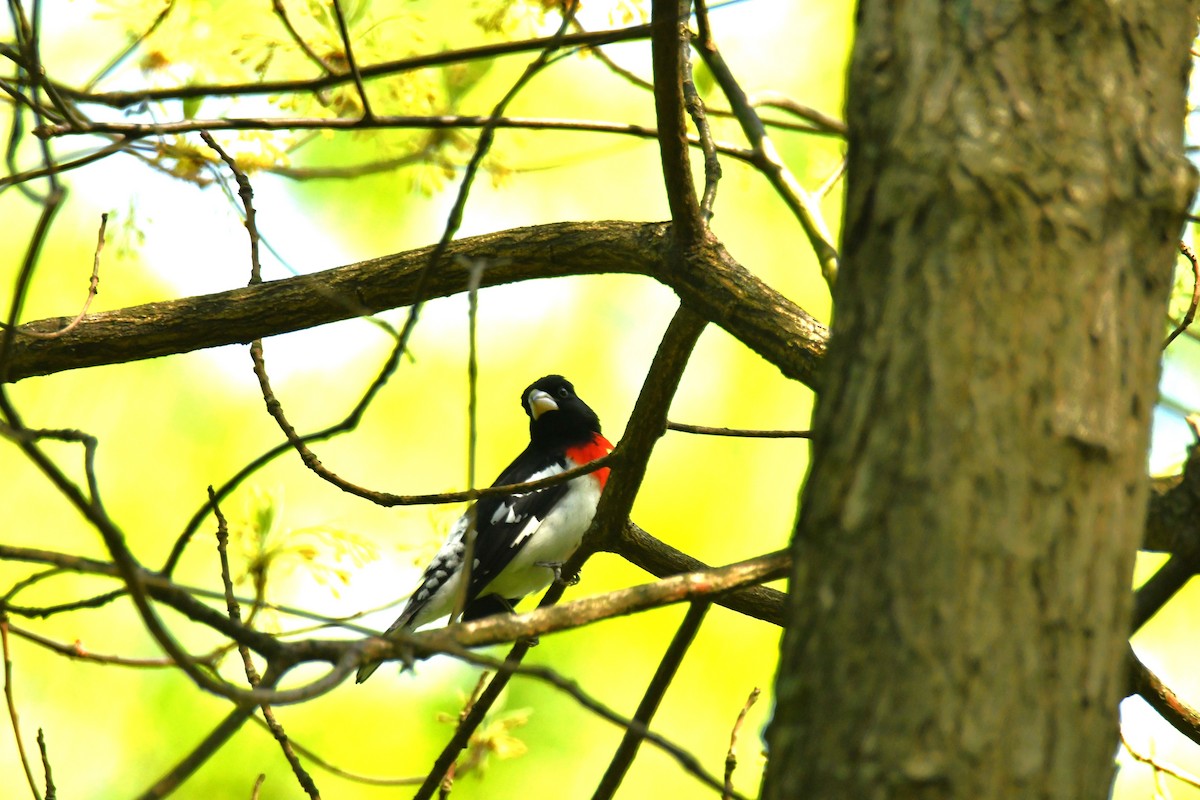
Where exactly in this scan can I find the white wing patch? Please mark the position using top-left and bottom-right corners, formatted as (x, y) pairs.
(388, 456), (603, 632)
(480, 457), (602, 600)
(511, 514), (543, 547)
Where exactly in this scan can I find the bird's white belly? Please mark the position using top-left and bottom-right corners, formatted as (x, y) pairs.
(482, 476), (602, 599)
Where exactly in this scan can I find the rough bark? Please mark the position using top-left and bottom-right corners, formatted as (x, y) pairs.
(764, 3), (1197, 799)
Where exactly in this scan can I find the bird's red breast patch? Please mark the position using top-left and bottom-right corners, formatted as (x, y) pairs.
(566, 434), (615, 489)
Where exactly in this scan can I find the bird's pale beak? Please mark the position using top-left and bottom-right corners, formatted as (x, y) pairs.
(528, 389), (559, 420)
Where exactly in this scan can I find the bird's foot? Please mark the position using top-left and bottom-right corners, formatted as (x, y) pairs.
(536, 560), (579, 587)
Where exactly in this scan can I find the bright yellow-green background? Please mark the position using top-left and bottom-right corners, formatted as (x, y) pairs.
(2, 1), (1199, 798)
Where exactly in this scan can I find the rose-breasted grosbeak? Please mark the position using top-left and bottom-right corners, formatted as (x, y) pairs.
(356, 375), (612, 683)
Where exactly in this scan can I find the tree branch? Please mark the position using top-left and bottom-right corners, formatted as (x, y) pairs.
(1129, 645), (1200, 750)
(22, 24), (654, 110)
(614, 520), (786, 626)
(592, 601), (710, 799)
(3, 220), (828, 388)
(402, 550), (788, 657)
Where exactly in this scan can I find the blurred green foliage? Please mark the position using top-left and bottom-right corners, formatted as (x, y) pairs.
(3, 1), (1199, 798)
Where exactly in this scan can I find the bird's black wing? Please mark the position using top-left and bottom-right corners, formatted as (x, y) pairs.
(464, 445), (571, 602)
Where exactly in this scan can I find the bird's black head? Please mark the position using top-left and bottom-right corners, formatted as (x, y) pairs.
(521, 375), (602, 446)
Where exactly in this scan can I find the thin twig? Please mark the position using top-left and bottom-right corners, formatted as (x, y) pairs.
(82, 0), (176, 91)
(1120, 729), (1200, 790)
(270, 0), (336, 74)
(0, 138), (132, 190)
(666, 421), (812, 438)
(592, 601), (710, 799)
(436, 641), (748, 800)
(328, 0), (372, 118)
(692, 0), (839, 285)
(451, 257), (489, 624)
(4, 622), (193, 668)
(617, 520), (787, 626)
(651, 0), (704, 242)
(1165, 241), (1199, 349)
(576, 20), (844, 140)
(6, 212), (105, 340)
(246, 714), (424, 786)
(0, 424), (100, 504)
(681, 29), (720, 221)
(36, 24), (654, 109)
(36, 728), (54, 800)
(1, 619), (41, 800)
(816, 157), (846, 198)
(134, 666), (286, 800)
(199, 132), (262, 284)
(0, 184), (63, 384)
(211, 488), (320, 799)
(723, 687), (760, 800)
(414, 641), (534, 799)
(439, 672), (491, 798)
(748, 90), (847, 136)
(582, 33), (653, 90)
(35, 113), (754, 160)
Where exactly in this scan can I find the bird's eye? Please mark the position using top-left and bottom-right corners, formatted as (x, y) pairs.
(557, 387), (569, 398)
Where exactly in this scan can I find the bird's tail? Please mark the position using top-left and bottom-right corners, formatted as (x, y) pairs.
(355, 603), (420, 684)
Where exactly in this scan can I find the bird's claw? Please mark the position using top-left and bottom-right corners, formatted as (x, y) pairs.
(536, 560), (579, 586)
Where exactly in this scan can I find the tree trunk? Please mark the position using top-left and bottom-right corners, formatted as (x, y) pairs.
(764, 3), (1197, 798)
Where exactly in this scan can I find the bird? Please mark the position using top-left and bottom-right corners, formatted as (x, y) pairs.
(356, 374), (613, 683)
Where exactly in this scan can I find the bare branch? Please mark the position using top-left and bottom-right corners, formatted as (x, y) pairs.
(270, 0), (337, 74)
(413, 639), (532, 798)
(33, 113), (755, 157)
(651, 0), (704, 242)
(4, 221), (828, 390)
(682, 30), (721, 220)
(430, 641), (747, 800)
(0, 184), (63, 383)
(667, 421), (812, 438)
(693, 0), (839, 284)
(0, 138), (131, 191)
(1129, 646), (1200, 749)
(136, 684), (279, 800)
(211, 489), (320, 800)
(402, 549), (788, 657)
(6, 212), (105, 340)
(35, 728), (54, 800)
(749, 90), (847, 136)
(247, 714), (424, 786)
(593, 601), (710, 799)
(723, 687), (761, 800)
(615, 521), (787, 626)
(436, 672), (491, 795)
(5, 623), (192, 668)
(1120, 730), (1200, 791)
(31, 24), (653, 109)
(328, 0), (371, 118)
(1, 619), (41, 800)
(1165, 241), (1199, 349)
